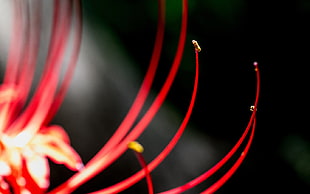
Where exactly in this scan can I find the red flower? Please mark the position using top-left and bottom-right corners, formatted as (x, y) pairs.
(0, 0), (260, 193)
(0, 125), (83, 193)
(0, 1), (82, 193)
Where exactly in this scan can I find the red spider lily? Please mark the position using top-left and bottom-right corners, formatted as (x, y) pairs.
(0, 0), (82, 193)
(0, 0), (260, 194)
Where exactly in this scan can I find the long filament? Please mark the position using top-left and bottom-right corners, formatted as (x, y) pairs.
(49, 0), (188, 193)
(159, 62), (260, 194)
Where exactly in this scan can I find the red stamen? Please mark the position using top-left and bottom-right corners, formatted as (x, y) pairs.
(7, 1), (74, 138)
(202, 118), (257, 194)
(128, 141), (154, 194)
(134, 152), (154, 194)
(93, 36), (198, 194)
(47, 0), (165, 192)
(86, 0), (187, 171)
(1, 1), (42, 134)
(0, 0), (24, 133)
(88, 0), (166, 162)
(49, 0), (188, 192)
(3, 0), (24, 85)
(43, 0), (83, 126)
(159, 62), (260, 194)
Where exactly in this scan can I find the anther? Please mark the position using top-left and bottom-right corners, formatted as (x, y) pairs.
(128, 141), (144, 153)
(192, 40), (201, 52)
(250, 105), (257, 112)
(253, 61), (258, 71)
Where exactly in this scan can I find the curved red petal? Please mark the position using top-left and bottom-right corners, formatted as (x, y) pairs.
(24, 152), (50, 189)
(35, 138), (83, 171)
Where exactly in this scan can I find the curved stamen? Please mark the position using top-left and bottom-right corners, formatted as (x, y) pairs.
(158, 62), (260, 194)
(84, 0), (188, 175)
(48, 0), (188, 192)
(90, 35), (198, 194)
(43, 0), (83, 126)
(3, 0), (25, 85)
(1, 0), (42, 134)
(7, 1), (75, 142)
(202, 118), (256, 194)
(0, 0), (26, 133)
(47, 0), (165, 193)
(128, 141), (154, 194)
(88, 0), (166, 162)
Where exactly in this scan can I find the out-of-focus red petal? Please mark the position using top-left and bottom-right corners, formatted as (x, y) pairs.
(0, 177), (10, 194)
(39, 125), (71, 144)
(34, 138), (83, 171)
(7, 149), (22, 171)
(23, 151), (50, 189)
(0, 161), (11, 176)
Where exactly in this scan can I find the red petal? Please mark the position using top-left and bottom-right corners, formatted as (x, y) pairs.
(39, 125), (71, 144)
(0, 161), (11, 176)
(23, 152), (50, 189)
(0, 177), (11, 194)
(35, 138), (83, 171)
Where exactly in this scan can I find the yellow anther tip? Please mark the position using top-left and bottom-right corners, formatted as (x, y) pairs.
(192, 40), (201, 52)
(128, 141), (144, 153)
(253, 61), (258, 71)
(250, 105), (257, 112)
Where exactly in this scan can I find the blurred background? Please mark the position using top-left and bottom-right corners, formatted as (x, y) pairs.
(1, 0), (309, 193)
